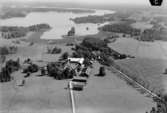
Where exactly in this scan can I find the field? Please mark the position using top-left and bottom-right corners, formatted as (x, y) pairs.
(107, 36), (167, 95)
(116, 58), (167, 95)
(0, 62), (155, 113)
(0, 28), (157, 113)
(1, 5), (167, 113)
(131, 22), (153, 30)
(108, 38), (167, 60)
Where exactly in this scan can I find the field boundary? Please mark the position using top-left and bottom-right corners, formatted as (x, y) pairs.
(107, 65), (162, 101)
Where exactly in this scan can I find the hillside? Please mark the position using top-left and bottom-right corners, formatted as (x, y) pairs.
(108, 38), (167, 60)
(116, 58), (167, 94)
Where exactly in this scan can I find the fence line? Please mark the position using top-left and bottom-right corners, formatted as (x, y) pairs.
(108, 65), (162, 101)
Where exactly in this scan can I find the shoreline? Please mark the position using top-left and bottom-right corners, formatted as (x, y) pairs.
(24, 30), (117, 45)
(0, 7), (95, 20)
(0, 6), (114, 20)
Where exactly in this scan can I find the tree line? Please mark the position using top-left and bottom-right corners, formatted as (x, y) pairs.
(100, 22), (167, 42)
(0, 23), (51, 39)
(146, 95), (167, 113)
(100, 23), (141, 36)
(140, 27), (167, 42)
(0, 46), (17, 55)
(72, 37), (128, 66)
(71, 14), (114, 24)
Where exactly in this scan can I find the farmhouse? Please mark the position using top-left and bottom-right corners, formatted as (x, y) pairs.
(68, 57), (84, 65)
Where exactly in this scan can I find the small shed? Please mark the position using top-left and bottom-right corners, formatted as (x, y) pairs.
(72, 77), (87, 86)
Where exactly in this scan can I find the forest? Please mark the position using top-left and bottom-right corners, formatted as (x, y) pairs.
(71, 14), (114, 24)
(140, 27), (167, 42)
(0, 23), (51, 39)
(72, 37), (128, 66)
(100, 23), (141, 36)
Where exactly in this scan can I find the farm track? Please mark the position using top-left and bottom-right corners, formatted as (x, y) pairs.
(107, 65), (162, 101)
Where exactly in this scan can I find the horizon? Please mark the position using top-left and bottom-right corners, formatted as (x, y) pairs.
(0, 0), (151, 5)
(1, 0), (167, 9)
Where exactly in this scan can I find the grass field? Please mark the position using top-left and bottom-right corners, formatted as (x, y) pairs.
(0, 62), (155, 113)
(131, 22), (153, 30)
(108, 38), (167, 60)
(116, 58), (167, 95)
(0, 31), (156, 113)
(107, 36), (167, 95)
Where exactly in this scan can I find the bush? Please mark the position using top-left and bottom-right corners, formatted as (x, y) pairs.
(62, 67), (71, 78)
(84, 58), (92, 66)
(0, 55), (6, 63)
(8, 46), (17, 54)
(164, 69), (167, 74)
(98, 53), (114, 66)
(23, 64), (38, 73)
(47, 62), (60, 78)
(96, 66), (106, 77)
(0, 67), (11, 82)
(99, 47), (112, 56)
(75, 44), (90, 51)
(81, 37), (107, 51)
(104, 38), (111, 43)
(73, 49), (94, 60)
(0, 46), (17, 55)
(0, 59), (20, 83)
(60, 52), (69, 60)
(47, 62), (74, 80)
(47, 46), (61, 54)
(66, 43), (74, 46)
(5, 59), (20, 73)
(0, 47), (9, 55)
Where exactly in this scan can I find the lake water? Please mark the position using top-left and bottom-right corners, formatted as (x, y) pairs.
(0, 8), (114, 39)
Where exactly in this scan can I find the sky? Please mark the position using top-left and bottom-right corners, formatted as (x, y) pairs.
(0, 0), (151, 5)
(0, 0), (167, 7)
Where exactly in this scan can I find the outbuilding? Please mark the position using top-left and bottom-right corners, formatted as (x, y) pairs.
(68, 58), (84, 65)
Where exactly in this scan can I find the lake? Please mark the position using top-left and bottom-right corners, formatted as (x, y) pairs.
(0, 8), (114, 39)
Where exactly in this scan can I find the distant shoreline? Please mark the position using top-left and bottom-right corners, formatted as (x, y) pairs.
(0, 7), (96, 19)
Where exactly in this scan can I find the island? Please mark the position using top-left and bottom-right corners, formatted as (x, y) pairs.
(71, 11), (136, 24)
(71, 14), (114, 24)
